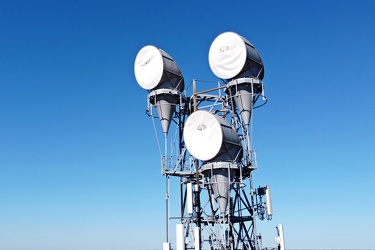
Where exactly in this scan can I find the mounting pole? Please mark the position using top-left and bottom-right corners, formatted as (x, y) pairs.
(192, 79), (202, 250)
(250, 172), (259, 250)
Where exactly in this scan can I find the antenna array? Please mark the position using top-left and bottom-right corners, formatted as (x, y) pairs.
(134, 32), (284, 250)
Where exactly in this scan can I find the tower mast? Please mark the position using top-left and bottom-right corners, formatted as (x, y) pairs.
(134, 32), (283, 250)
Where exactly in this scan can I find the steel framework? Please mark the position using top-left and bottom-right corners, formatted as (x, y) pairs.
(147, 78), (271, 250)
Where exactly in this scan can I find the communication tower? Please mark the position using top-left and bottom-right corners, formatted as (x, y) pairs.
(134, 32), (284, 250)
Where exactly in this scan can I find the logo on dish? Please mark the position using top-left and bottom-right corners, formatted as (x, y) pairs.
(197, 124), (206, 131)
(220, 46), (229, 52)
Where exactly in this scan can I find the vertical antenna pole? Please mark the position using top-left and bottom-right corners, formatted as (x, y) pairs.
(166, 175), (170, 243)
(192, 79), (202, 250)
(165, 135), (170, 246)
(250, 172), (259, 250)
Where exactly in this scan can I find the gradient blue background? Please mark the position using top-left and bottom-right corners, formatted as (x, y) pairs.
(1, 0), (374, 249)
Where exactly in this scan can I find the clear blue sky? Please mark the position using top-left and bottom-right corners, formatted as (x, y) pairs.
(1, 1), (375, 250)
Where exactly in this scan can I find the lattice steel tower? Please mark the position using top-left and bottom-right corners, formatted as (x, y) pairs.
(134, 32), (283, 250)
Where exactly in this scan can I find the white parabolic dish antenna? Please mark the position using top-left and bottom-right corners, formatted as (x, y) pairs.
(208, 32), (264, 80)
(184, 110), (242, 162)
(134, 45), (184, 91)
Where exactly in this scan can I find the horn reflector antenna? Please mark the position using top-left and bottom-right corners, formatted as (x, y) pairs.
(208, 32), (264, 81)
(134, 45), (184, 135)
